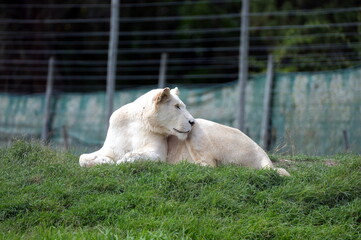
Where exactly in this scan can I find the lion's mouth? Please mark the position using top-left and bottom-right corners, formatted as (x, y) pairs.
(173, 128), (190, 134)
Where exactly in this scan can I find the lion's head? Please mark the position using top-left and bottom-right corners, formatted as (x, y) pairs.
(143, 87), (195, 140)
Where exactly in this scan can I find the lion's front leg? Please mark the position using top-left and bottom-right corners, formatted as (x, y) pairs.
(116, 151), (163, 164)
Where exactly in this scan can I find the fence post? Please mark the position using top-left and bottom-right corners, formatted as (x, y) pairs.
(158, 52), (168, 89)
(62, 125), (69, 150)
(106, 0), (119, 124)
(342, 130), (349, 151)
(237, 0), (249, 131)
(260, 54), (274, 150)
(41, 56), (55, 144)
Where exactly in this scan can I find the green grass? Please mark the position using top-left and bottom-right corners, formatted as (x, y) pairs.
(0, 140), (360, 239)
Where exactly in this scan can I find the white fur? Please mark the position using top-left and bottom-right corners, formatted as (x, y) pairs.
(79, 87), (290, 176)
(79, 87), (195, 167)
(167, 118), (290, 176)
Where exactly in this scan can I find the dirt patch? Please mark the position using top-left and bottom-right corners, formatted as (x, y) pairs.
(275, 159), (294, 167)
(323, 159), (339, 167)
(275, 158), (339, 167)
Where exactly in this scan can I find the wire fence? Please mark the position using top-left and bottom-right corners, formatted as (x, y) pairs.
(0, 1), (360, 155)
(1, 1), (360, 91)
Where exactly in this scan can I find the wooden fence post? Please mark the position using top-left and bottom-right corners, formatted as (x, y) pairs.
(41, 56), (55, 144)
(343, 130), (349, 151)
(62, 125), (69, 150)
(158, 52), (168, 89)
(237, 0), (249, 131)
(260, 54), (274, 150)
(106, 0), (119, 124)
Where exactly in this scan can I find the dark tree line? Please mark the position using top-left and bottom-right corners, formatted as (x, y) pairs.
(0, 0), (360, 92)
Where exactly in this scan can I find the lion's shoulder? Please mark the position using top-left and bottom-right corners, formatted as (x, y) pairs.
(109, 102), (139, 126)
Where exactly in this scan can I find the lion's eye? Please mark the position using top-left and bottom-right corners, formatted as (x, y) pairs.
(175, 104), (181, 109)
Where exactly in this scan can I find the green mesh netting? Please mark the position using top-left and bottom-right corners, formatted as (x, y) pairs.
(1, 67), (360, 155)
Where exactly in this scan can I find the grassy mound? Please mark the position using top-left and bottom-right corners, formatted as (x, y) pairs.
(0, 141), (360, 239)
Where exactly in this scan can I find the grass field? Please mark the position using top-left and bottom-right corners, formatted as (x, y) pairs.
(0, 140), (360, 239)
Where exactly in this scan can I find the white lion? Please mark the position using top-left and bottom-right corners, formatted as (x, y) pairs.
(79, 87), (290, 176)
(166, 89), (290, 176)
(167, 120), (290, 176)
(79, 87), (195, 167)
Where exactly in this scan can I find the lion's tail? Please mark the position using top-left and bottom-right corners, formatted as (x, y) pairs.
(275, 167), (291, 177)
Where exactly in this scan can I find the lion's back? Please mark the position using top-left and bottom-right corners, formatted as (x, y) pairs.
(192, 118), (271, 168)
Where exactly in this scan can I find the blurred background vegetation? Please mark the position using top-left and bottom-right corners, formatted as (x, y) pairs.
(0, 0), (360, 92)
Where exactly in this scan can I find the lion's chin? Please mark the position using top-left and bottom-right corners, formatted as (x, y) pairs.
(171, 128), (191, 141)
(175, 133), (188, 141)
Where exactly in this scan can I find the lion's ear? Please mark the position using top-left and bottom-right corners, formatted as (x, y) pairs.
(154, 87), (171, 103)
(171, 87), (180, 96)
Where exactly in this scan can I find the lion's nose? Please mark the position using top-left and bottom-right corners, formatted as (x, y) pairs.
(189, 120), (195, 126)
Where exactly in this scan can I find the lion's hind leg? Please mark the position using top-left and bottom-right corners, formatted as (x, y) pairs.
(79, 152), (115, 167)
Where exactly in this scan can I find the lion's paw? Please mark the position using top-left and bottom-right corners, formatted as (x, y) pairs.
(116, 152), (138, 164)
(79, 154), (114, 167)
(94, 156), (114, 165)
